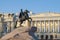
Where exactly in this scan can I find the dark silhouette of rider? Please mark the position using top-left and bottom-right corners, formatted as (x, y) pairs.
(19, 9), (24, 18)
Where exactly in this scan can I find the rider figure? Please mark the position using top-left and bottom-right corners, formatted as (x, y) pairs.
(19, 9), (24, 18)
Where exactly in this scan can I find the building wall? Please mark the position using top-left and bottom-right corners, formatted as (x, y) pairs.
(29, 13), (60, 39)
(0, 13), (15, 37)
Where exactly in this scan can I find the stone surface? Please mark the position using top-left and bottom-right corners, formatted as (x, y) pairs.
(0, 27), (33, 40)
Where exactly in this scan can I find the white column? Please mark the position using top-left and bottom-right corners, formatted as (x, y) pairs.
(7, 22), (10, 33)
(44, 20), (45, 32)
(40, 21), (42, 32)
(58, 20), (59, 32)
(53, 20), (54, 32)
(41, 21), (42, 32)
(40, 21), (41, 32)
(35, 21), (37, 27)
(11, 22), (14, 31)
(48, 20), (50, 33)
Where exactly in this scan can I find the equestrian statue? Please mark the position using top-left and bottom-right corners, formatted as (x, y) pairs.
(15, 9), (32, 27)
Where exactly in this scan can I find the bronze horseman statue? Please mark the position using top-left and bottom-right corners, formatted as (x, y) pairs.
(15, 9), (32, 27)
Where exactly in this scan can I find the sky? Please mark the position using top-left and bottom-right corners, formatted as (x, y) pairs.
(0, 0), (60, 14)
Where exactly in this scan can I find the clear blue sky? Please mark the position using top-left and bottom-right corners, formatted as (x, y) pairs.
(0, 0), (60, 13)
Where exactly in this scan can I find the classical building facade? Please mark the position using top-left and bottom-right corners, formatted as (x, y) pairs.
(29, 12), (60, 39)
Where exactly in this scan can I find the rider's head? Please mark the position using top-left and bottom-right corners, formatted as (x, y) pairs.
(21, 9), (23, 12)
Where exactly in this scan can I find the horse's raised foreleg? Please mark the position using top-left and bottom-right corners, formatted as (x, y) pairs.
(28, 17), (32, 21)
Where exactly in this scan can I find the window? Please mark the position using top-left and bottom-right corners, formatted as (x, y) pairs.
(50, 35), (53, 39)
(55, 35), (57, 38)
(41, 35), (44, 39)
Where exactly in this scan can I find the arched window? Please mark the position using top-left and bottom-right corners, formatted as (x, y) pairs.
(41, 35), (44, 39)
(50, 35), (53, 39)
(45, 35), (48, 40)
(55, 35), (57, 38)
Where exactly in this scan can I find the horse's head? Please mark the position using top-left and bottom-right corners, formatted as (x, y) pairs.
(24, 10), (30, 13)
